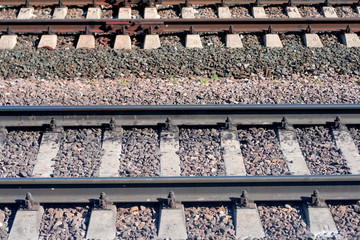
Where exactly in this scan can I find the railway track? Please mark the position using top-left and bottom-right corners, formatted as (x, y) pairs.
(0, 176), (359, 239)
(0, 0), (360, 49)
(1, 0), (359, 6)
(0, 104), (359, 238)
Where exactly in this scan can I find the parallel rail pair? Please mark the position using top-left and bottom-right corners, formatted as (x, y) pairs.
(0, 104), (359, 204)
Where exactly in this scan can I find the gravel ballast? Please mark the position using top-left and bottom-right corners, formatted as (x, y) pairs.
(185, 204), (236, 239)
(179, 128), (225, 176)
(52, 128), (103, 177)
(119, 128), (160, 177)
(329, 201), (360, 239)
(38, 205), (90, 240)
(0, 131), (40, 178)
(296, 127), (351, 175)
(0, 205), (15, 240)
(0, 75), (359, 106)
(116, 204), (158, 239)
(238, 128), (291, 176)
(258, 203), (314, 239)
(349, 127), (360, 153)
(1, 37), (360, 79)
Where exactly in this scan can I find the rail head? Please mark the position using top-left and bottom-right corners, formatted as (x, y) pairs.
(0, 104), (359, 127)
(0, 175), (358, 203)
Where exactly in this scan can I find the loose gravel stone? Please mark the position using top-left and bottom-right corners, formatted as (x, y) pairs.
(57, 35), (76, 50)
(158, 5), (179, 19)
(185, 204), (236, 239)
(0, 75), (359, 106)
(52, 128), (103, 177)
(296, 127), (351, 175)
(258, 203), (314, 239)
(335, 6), (357, 18)
(0, 205), (16, 240)
(230, 6), (251, 18)
(0, 7), (17, 19)
(349, 127), (360, 153)
(1, 36), (360, 79)
(101, 5), (113, 18)
(38, 204), (90, 240)
(66, 7), (85, 19)
(32, 7), (52, 19)
(238, 128), (290, 176)
(329, 201), (360, 239)
(265, 6), (287, 18)
(116, 204), (158, 239)
(119, 128), (160, 177)
(298, 6), (322, 18)
(179, 128), (225, 176)
(194, 5), (217, 18)
(131, 7), (141, 19)
(0, 131), (40, 178)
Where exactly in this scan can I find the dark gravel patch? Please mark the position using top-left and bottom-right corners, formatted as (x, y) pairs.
(238, 128), (291, 176)
(119, 128), (160, 177)
(296, 127), (351, 175)
(52, 128), (103, 177)
(349, 127), (360, 154)
(0, 205), (16, 240)
(116, 204), (158, 239)
(258, 202), (314, 239)
(179, 128), (225, 176)
(328, 201), (360, 239)
(0, 131), (40, 178)
(1, 39), (360, 79)
(38, 204), (90, 240)
(185, 203), (236, 239)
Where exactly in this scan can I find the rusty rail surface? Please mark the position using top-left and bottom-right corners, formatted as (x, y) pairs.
(0, 18), (359, 35)
(0, 0), (358, 6)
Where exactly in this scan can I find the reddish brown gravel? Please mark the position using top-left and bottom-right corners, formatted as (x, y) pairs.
(116, 204), (158, 239)
(238, 128), (290, 176)
(38, 205), (90, 240)
(185, 204), (236, 239)
(296, 127), (351, 175)
(258, 203), (314, 239)
(0, 75), (359, 106)
(328, 201), (360, 239)
(0, 131), (40, 178)
(0, 205), (16, 240)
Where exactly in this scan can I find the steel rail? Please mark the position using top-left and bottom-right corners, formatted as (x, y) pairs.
(0, 0), (358, 6)
(0, 175), (358, 203)
(1, 18), (360, 34)
(1, 18), (360, 35)
(0, 104), (359, 127)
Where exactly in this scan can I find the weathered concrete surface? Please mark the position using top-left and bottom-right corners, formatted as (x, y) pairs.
(0, 35), (17, 50)
(158, 206), (187, 239)
(32, 132), (61, 177)
(185, 34), (203, 48)
(264, 34), (283, 48)
(143, 34), (161, 49)
(76, 35), (96, 49)
(303, 34), (323, 48)
(8, 207), (44, 240)
(341, 33), (360, 47)
(52, 7), (68, 19)
(38, 35), (58, 49)
(114, 35), (132, 50)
